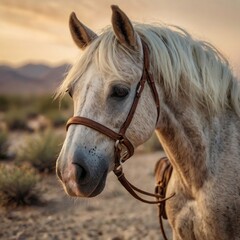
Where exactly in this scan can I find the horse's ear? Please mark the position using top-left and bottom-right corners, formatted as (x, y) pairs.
(69, 12), (98, 50)
(111, 5), (138, 49)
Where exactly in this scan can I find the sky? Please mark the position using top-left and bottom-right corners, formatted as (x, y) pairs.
(0, 0), (239, 76)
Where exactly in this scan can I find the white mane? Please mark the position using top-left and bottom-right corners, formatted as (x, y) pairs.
(56, 23), (240, 116)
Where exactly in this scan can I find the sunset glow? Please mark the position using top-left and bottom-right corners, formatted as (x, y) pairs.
(0, 0), (239, 75)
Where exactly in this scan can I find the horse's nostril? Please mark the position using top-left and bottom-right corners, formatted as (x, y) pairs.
(72, 162), (88, 184)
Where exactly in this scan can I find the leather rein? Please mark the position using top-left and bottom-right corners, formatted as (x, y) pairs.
(66, 40), (174, 239)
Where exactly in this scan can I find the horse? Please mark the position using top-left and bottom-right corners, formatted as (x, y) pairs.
(56, 5), (240, 240)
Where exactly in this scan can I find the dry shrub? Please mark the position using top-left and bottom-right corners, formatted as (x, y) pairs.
(1, 95), (72, 130)
(5, 109), (28, 130)
(17, 130), (63, 173)
(0, 131), (9, 159)
(0, 164), (39, 207)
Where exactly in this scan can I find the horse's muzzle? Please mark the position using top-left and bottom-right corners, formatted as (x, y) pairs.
(56, 150), (109, 197)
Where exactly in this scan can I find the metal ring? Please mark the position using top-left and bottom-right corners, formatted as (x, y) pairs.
(120, 151), (129, 163)
(115, 140), (122, 151)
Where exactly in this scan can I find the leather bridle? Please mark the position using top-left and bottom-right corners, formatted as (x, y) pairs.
(66, 40), (174, 239)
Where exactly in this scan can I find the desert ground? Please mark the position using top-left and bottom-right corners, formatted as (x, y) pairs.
(0, 151), (172, 240)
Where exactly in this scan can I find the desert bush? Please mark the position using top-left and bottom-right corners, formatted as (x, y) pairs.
(3, 96), (49, 130)
(37, 95), (71, 113)
(0, 164), (39, 207)
(1, 94), (72, 130)
(0, 96), (9, 111)
(0, 95), (32, 112)
(39, 96), (72, 127)
(17, 130), (63, 173)
(143, 133), (163, 152)
(4, 108), (29, 130)
(0, 131), (9, 159)
(45, 110), (69, 127)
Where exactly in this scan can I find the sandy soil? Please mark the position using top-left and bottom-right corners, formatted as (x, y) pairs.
(0, 151), (172, 240)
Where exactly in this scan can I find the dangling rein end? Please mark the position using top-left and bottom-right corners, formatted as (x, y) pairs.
(113, 164), (175, 204)
(113, 156), (175, 240)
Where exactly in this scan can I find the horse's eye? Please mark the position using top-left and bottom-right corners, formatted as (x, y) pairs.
(110, 85), (130, 99)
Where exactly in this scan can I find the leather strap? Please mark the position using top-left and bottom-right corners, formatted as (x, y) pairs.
(113, 165), (175, 204)
(146, 69), (160, 122)
(119, 42), (160, 136)
(142, 42), (160, 122)
(119, 71), (147, 136)
(66, 116), (134, 158)
(154, 157), (173, 240)
(155, 156), (173, 219)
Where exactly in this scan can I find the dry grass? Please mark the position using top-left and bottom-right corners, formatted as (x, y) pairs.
(0, 131), (9, 159)
(0, 164), (40, 207)
(16, 130), (64, 173)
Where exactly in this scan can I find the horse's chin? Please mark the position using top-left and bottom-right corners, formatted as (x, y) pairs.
(62, 170), (108, 198)
(87, 177), (106, 197)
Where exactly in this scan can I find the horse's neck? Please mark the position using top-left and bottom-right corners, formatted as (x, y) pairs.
(206, 110), (240, 176)
(155, 96), (240, 194)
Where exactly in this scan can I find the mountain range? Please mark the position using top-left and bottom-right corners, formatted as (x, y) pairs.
(0, 63), (71, 95)
(0, 62), (239, 96)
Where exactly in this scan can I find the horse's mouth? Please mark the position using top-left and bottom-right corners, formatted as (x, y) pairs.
(87, 171), (108, 197)
(61, 168), (108, 198)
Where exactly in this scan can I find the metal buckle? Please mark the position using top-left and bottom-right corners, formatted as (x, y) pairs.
(115, 139), (130, 164)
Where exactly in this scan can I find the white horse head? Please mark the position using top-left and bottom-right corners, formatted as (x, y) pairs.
(56, 6), (158, 197)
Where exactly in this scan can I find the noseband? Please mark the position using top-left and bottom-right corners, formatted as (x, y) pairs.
(66, 40), (174, 239)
